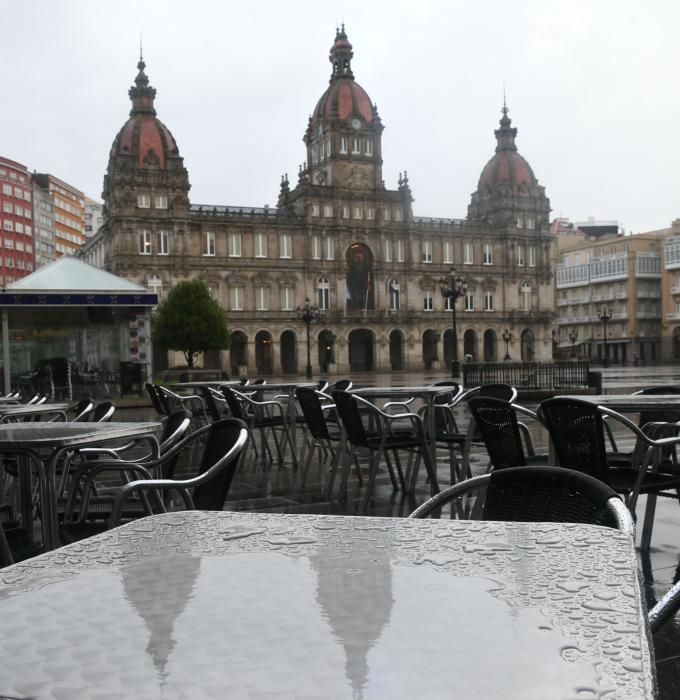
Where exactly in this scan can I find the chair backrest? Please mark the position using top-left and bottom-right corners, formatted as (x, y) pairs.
(330, 379), (353, 393)
(634, 385), (680, 427)
(332, 390), (371, 448)
(409, 465), (632, 532)
(200, 386), (224, 422)
(467, 396), (526, 469)
(69, 398), (95, 422)
(296, 387), (333, 441)
(92, 401), (115, 423)
(221, 387), (246, 420)
(146, 383), (168, 416)
(192, 418), (248, 510)
(538, 397), (609, 483)
(158, 408), (194, 479)
(478, 383), (517, 402)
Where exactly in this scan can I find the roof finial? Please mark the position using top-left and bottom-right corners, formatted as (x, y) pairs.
(139, 32), (143, 63)
(503, 82), (507, 115)
(329, 25), (354, 82)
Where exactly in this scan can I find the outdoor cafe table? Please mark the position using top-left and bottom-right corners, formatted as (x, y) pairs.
(0, 402), (69, 422)
(0, 422), (160, 551)
(350, 385), (457, 491)
(0, 511), (655, 699)
(560, 393), (680, 414)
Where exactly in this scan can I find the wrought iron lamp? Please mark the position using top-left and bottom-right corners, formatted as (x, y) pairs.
(297, 298), (319, 379)
(439, 269), (467, 377)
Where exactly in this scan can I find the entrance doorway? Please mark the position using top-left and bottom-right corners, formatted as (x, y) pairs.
(318, 329), (335, 372)
(255, 331), (273, 375)
(229, 331), (248, 375)
(483, 329), (497, 362)
(280, 330), (297, 374)
(389, 330), (404, 370)
(348, 329), (374, 371)
(463, 329), (477, 361)
(346, 243), (374, 311)
(520, 329), (535, 362)
(422, 329), (439, 369)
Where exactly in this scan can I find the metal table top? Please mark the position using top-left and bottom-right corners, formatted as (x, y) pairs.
(0, 421), (160, 448)
(561, 393), (680, 413)
(0, 511), (655, 699)
(350, 385), (456, 398)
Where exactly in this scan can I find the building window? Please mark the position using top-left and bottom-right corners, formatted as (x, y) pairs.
(352, 137), (360, 154)
(484, 291), (494, 311)
(367, 207), (375, 220)
(255, 286), (269, 311)
(520, 282), (531, 311)
(3, 221), (13, 232)
(311, 203), (320, 217)
(443, 240), (453, 264)
(281, 286), (294, 311)
(312, 235), (321, 260)
(464, 242), (474, 264)
(23, 191), (31, 202)
(255, 232), (267, 258)
(228, 232), (241, 257)
(325, 237), (335, 260)
(396, 239), (405, 262)
(342, 206), (350, 219)
(365, 138), (373, 156)
(138, 230), (151, 255)
(394, 209), (403, 222)
(203, 231), (215, 256)
(280, 234), (292, 259)
(529, 245), (537, 267)
(2, 185), (11, 195)
(423, 290), (433, 311)
(340, 136), (348, 154)
(422, 240), (432, 263)
(157, 230), (169, 255)
(388, 278), (400, 310)
(483, 243), (493, 265)
(317, 276), (330, 310)
(15, 223), (23, 234)
(137, 194), (151, 208)
(354, 206), (363, 219)
(323, 205), (333, 218)
(526, 216), (535, 229)
(148, 275), (163, 299)
(154, 195), (168, 209)
(384, 208), (391, 221)
(15, 205), (23, 216)
(384, 239), (392, 262)
(517, 245), (525, 267)
(2, 203), (11, 213)
(230, 286), (244, 311)
(465, 289), (475, 311)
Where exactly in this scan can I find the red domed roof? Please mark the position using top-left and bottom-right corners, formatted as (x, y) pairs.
(477, 106), (537, 192)
(110, 58), (180, 169)
(310, 26), (375, 128)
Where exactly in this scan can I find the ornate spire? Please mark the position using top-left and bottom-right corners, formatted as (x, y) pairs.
(494, 102), (517, 153)
(329, 24), (354, 83)
(128, 53), (157, 116)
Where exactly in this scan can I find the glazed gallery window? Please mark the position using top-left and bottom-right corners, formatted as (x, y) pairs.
(228, 232), (241, 257)
(465, 288), (475, 311)
(464, 242), (474, 264)
(203, 231), (215, 256)
(388, 278), (401, 310)
(423, 290), (433, 311)
(137, 194), (151, 208)
(422, 240), (432, 263)
(255, 286), (269, 311)
(443, 240), (453, 265)
(281, 286), (295, 311)
(156, 230), (169, 255)
(230, 286), (244, 311)
(483, 243), (493, 265)
(138, 230), (151, 255)
(255, 232), (267, 258)
(317, 276), (330, 310)
(279, 234), (292, 259)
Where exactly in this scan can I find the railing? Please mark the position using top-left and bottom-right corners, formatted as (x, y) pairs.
(463, 361), (591, 391)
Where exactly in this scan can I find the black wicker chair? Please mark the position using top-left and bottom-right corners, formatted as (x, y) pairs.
(409, 465), (634, 533)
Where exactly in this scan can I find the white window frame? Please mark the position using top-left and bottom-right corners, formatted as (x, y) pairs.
(483, 243), (493, 265)
(394, 209), (403, 222)
(529, 245), (537, 267)
(311, 203), (320, 217)
(526, 216), (535, 229)
(137, 194), (151, 209)
(154, 195), (168, 209)
(354, 206), (363, 219)
(325, 237), (335, 260)
(312, 235), (321, 260)
(157, 230), (169, 255)
(367, 207), (375, 220)
(396, 239), (405, 262)
(389, 278), (400, 311)
(228, 232), (242, 257)
(138, 230), (151, 255)
(203, 231), (216, 256)
(323, 205), (333, 218)
(281, 286), (294, 311)
(384, 239), (392, 263)
(443, 241), (453, 265)
(517, 244), (525, 267)
(484, 290), (494, 311)
(255, 286), (269, 311)
(365, 138), (373, 156)
(255, 232), (268, 258)
(423, 290), (433, 311)
(422, 240), (432, 263)
(520, 282), (532, 311)
(342, 206), (350, 219)
(464, 242), (474, 265)
(230, 286), (244, 311)
(352, 137), (360, 154)
(317, 277), (330, 310)
(464, 289), (475, 311)
(280, 234), (292, 259)
(340, 136), (348, 154)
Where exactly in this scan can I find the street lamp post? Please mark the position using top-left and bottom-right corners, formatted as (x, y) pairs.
(568, 328), (578, 359)
(598, 306), (612, 368)
(439, 269), (468, 378)
(297, 298), (319, 379)
(502, 329), (513, 361)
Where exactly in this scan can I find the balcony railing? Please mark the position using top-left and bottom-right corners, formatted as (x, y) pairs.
(463, 361), (591, 391)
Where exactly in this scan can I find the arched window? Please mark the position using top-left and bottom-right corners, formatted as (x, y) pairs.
(317, 276), (330, 310)
(520, 281), (532, 312)
(388, 278), (400, 311)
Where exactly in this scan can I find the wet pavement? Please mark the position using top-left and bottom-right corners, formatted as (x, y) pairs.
(115, 366), (680, 697)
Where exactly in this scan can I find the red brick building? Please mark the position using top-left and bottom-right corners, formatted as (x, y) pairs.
(0, 157), (35, 286)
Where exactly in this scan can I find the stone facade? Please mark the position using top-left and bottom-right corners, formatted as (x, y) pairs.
(80, 29), (555, 376)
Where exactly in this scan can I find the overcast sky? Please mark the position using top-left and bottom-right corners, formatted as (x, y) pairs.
(2, 1), (678, 233)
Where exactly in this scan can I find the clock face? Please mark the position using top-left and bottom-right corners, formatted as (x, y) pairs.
(351, 118), (361, 130)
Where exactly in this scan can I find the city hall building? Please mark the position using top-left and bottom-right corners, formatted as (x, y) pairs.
(81, 28), (555, 375)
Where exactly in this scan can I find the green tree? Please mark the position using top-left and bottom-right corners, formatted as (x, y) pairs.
(152, 279), (230, 368)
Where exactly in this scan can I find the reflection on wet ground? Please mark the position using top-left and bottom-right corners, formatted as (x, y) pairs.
(119, 366), (680, 698)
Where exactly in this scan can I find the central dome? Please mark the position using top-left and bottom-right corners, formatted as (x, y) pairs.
(109, 58), (180, 169)
(310, 27), (375, 128)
